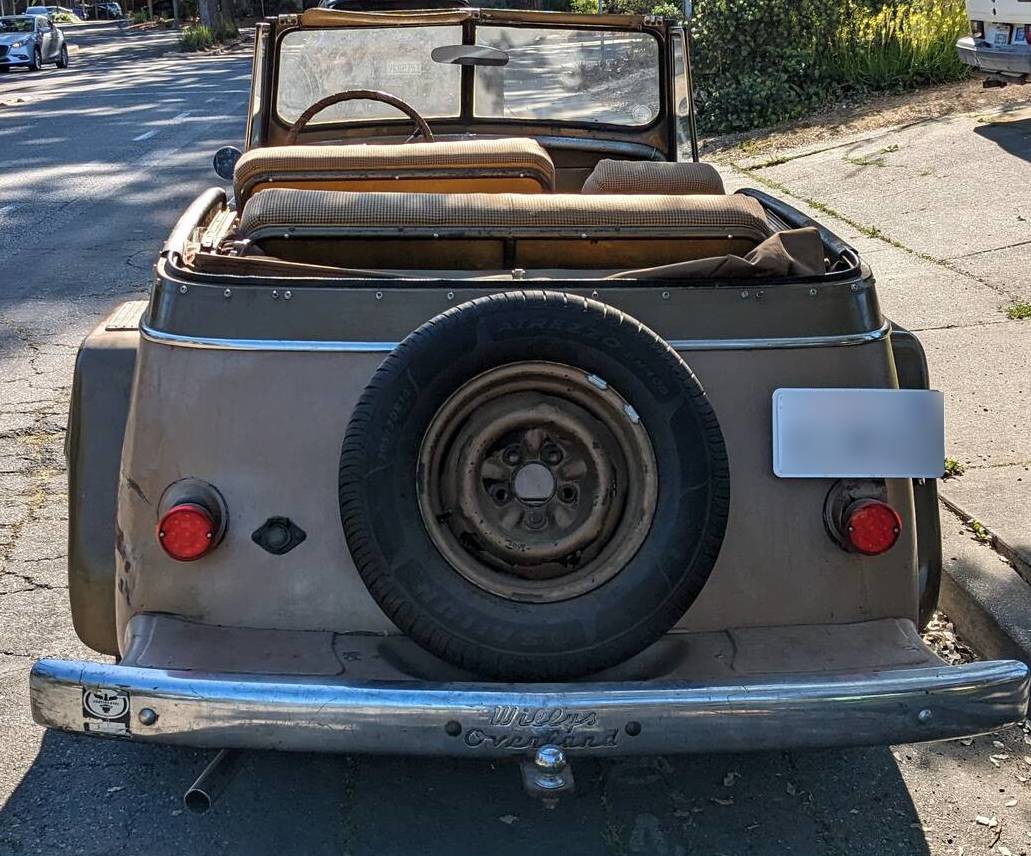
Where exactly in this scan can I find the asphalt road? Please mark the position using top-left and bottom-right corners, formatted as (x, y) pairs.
(1, 25), (1030, 856)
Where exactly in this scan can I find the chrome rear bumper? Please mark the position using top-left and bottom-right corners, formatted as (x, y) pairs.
(30, 658), (1030, 756)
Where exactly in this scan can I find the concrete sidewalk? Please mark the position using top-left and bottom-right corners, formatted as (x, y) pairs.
(716, 99), (1031, 602)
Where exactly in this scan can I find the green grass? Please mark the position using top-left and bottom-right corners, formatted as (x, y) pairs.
(943, 457), (965, 479)
(179, 25), (213, 51)
(1005, 300), (1031, 320)
(967, 520), (992, 544)
(178, 22), (236, 51)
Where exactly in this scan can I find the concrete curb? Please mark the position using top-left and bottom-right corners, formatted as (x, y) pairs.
(939, 490), (1031, 583)
(938, 504), (1031, 668)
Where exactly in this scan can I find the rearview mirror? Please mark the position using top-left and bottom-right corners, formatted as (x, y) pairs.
(431, 44), (509, 67)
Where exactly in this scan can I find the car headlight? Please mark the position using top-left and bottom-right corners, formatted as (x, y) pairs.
(9, 40), (27, 49)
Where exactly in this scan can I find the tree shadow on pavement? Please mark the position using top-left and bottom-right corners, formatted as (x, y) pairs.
(973, 116), (1031, 164)
(1, 733), (932, 856)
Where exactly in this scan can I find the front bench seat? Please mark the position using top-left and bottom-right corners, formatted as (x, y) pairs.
(583, 160), (726, 195)
(233, 138), (556, 207)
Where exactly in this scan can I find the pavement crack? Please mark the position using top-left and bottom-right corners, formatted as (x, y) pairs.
(729, 163), (1017, 303)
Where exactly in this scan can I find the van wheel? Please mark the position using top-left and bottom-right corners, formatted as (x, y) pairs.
(339, 291), (730, 680)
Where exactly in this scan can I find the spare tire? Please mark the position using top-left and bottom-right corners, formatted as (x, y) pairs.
(339, 291), (729, 680)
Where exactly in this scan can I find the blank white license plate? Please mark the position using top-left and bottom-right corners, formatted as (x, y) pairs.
(773, 388), (944, 478)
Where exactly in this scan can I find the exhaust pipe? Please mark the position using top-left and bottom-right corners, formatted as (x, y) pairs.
(184, 749), (242, 815)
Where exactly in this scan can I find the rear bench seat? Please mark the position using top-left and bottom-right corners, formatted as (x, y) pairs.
(236, 188), (775, 270)
(233, 138), (557, 207)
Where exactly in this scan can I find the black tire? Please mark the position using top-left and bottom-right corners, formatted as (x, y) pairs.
(28, 48), (41, 71)
(57, 44), (69, 68)
(339, 291), (730, 680)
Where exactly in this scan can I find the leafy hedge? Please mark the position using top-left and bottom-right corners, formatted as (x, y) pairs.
(690, 0), (969, 132)
(578, 0), (970, 133)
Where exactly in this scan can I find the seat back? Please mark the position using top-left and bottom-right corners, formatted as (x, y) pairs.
(237, 188), (772, 270)
(583, 160), (725, 195)
(233, 139), (556, 206)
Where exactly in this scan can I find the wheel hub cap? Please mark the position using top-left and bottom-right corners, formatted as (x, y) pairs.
(417, 361), (658, 603)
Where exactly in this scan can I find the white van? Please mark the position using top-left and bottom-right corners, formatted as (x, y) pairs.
(958, 0), (1031, 84)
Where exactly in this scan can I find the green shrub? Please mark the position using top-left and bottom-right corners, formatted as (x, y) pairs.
(179, 24), (214, 51)
(129, 8), (151, 23)
(574, 0), (970, 132)
(52, 10), (82, 22)
(828, 0), (969, 90)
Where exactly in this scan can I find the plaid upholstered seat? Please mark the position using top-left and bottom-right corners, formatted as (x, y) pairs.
(238, 189), (772, 240)
(582, 160), (726, 195)
(233, 139), (556, 206)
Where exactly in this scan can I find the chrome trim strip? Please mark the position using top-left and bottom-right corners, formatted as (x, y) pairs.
(140, 320), (892, 353)
(30, 658), (1029, 756)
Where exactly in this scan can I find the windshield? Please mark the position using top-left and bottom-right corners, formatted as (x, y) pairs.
(275, 23), (661, 128)
(0, 17), (35, 31)
(474, 27), (659, 125)
(277, 26), (463, 123)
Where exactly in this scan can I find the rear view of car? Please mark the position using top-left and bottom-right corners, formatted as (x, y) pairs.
(958, 0), (1031, 85)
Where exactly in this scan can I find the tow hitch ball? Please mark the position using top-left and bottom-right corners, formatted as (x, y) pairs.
(520, 745), (575, 807)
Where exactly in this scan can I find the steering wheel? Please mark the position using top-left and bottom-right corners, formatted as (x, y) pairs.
(285, 89), (434, 145)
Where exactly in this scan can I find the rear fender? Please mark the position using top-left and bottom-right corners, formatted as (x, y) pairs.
(66, 301), (144, 655)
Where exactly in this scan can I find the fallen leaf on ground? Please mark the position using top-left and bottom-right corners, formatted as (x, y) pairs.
(711, 796), (734, 806)
(786, 783), (798, 796)
(975, 815), (998, 828)
(1005, 798), (1017, 807)
(998, 846), (1012, 856)
(960, 739), (974, 746)
(106, 786), (124, 794)
(723, 771), (740, 787)
(994, 741), (1006, 749)
(499, 815), (518, 825)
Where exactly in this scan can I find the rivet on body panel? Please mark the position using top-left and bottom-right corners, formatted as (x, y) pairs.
(223, 288), (231, 299)
(851, 283), (860, 292)
(284, 290), (292, 300)
(447, 291), (455, 300)
(178, 285), (188, 295)
(375, 291), (384, 301)
(271, 290), (279, 299)
(661, 291), (670, 300)
(809, 288), (818, 296)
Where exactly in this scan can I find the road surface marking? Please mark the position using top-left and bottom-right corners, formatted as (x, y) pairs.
(133, 129), (158, 141)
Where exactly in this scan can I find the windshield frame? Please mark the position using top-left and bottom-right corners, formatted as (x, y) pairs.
(265, 9), (676, 155)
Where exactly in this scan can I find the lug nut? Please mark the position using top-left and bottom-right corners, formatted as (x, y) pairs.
(525, 510), (547, 529)
(503, 447), (521, 466)
(542, 445), (563, 465)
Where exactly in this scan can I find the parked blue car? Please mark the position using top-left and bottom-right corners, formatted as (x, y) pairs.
(0, 14), (68, 71)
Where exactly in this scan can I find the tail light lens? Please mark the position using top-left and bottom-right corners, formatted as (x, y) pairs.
(157, 503), (217, 561)
(970, 19), (984, 39)
(844, 499), (902, 556)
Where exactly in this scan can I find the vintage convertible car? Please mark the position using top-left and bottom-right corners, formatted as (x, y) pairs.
(30, 4), (1029, 804)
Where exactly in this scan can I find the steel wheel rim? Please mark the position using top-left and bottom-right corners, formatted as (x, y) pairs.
(417, 361), (658, 602)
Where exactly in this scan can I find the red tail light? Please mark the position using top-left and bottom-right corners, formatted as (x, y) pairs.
(157, 503), (217, 561)
(844, 499), (901, 556)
